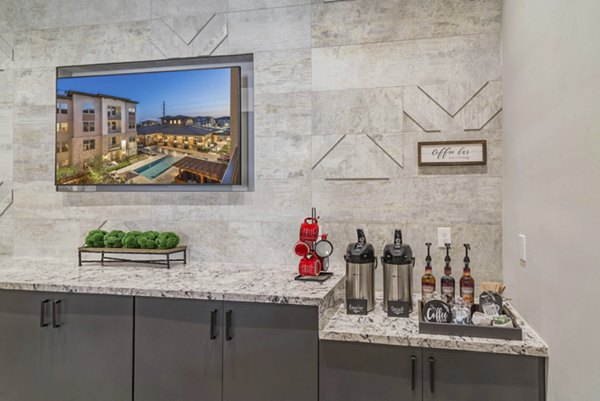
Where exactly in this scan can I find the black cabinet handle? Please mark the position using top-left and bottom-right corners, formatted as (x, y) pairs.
(210, 309), (218, 340)
(225, 310), (233, 341)
(429, 356), (435, 394)
(411, 355), (416, 391)
(40, 299), (50, 327)
(52, 300), (62, 328)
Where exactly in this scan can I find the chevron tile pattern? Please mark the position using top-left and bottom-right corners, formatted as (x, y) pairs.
(404, 81), (502, 132)
(150, 13), (228, 58)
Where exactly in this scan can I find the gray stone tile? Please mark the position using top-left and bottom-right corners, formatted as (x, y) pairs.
(150, 13), (228, 58)
(13, 21), (152, 69)
(312, 0), (501, 47)
(403, 81), (502, 132)
(312, 87), (403, 135)
(149, 178), (311, 223)
(0, 0), (17, 33)
(229, 0), (309, 12)
(152, 0), (226, 18)
(312, 33), (501, 91)
(14, 0), (152, 31)
(12, 143), (54, 184)
(0, 70), (15, 104)
(254, 91), (311, 137)
(229, 5), (311, 53)
(312, 178), (406, 224)
(11, 218), (84, 257)
(254, 134), (312, 179)
(311, 133), (403, 179)
(0, 148), (13, 184)
(254, 49), (311, 94)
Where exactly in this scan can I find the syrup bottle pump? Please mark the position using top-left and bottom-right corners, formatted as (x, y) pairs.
(421, 242), (436, 302)
(440, 243), (455, 304)
(459, 244), (475, 307)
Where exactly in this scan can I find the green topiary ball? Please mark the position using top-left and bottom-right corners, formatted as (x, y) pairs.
(85, 229), (107, 247)
(137, 231), (160, 249)
(157, 232), (180, 249)
(122, 231), (142, 248)
(103, 230), (126, 248)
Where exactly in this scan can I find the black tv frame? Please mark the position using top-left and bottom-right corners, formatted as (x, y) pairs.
(55, 54), (254, 192)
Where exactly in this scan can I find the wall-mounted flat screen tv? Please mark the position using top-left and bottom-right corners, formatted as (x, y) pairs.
(56, 55), (253, 192)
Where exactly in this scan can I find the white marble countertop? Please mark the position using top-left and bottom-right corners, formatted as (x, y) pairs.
(320, 295), (549, 357)
(0, 257), (345, 312)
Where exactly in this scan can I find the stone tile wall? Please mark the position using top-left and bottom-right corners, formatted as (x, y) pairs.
(0, 0), (503, 289)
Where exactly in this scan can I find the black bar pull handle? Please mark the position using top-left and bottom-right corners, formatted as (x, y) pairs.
(210, 309), (218, 340)
(411, 355), (417, 391)
(225, 310), (233, 341)
(429, 356), (436, 394)
(52, 300), (62, 328)
(40, 299), (50, 327)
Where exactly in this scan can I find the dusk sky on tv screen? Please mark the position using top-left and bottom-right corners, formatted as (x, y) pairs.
(57, 68), (231, 122)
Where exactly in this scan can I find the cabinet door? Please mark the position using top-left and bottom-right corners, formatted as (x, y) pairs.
(50, 293), (133, 401)
(0, 290), (54, 401)
(134, 297), (223, 401)
(222, 302), (319, 401)
(320, 340), (422, 401)
(423, 348), (545, 401)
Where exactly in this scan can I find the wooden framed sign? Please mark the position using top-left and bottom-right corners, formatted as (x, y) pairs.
(418, 140), (487, 166)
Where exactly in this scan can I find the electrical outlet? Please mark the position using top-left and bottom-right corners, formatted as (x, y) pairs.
(519, 234), (527, 262)
(437, 227), (451, 248)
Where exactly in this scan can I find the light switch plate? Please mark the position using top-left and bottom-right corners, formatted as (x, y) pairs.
(518, 234), (526, 262)
(437, 227), (451, 248)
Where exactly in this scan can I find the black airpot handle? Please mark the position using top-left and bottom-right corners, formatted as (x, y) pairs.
(354, 229), (366, 250)
(394, 230), (403, 249)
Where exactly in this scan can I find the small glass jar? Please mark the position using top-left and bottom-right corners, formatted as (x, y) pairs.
(451, 297), (471, 325)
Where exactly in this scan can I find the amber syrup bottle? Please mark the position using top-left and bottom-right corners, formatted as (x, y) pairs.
(440, 243), (455, 304)
(421, 242), (436, 302)
(460, 244), (475, 307)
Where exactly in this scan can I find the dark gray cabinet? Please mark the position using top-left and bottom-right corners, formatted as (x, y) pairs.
(320, 341), (545, 401)
(0, 290), (54, 401)
(0, 290), (133, 401)
(320, 340), (422, 401)
(134, 299), (319, 401)
(222, 302), (319, 401)
(134, 297), (223, 401)
(422, 348), (545, 401)
(50, 293), (133, 401)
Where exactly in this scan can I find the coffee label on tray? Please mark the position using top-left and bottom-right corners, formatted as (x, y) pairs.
(346, 299), (368, 315)
(387, 301), (411, 318)
(422, 300), (452, 323)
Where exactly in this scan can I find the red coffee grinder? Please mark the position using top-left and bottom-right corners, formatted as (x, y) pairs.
(295, 207), (333, 276)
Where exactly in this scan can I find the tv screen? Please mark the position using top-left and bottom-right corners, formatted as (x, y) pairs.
(55, 55), (253, 192)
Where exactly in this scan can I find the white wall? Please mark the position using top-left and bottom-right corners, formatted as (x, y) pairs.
(502, 1), (600, 399)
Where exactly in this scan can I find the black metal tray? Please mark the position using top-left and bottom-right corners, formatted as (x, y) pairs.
(418, 301), (523, 341)
(294, 271), (334, 283)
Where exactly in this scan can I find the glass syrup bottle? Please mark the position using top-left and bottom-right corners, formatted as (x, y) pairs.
(440, 243), (455, 304)
(460, 244), (475, 307)
(421, 242), (436, 302)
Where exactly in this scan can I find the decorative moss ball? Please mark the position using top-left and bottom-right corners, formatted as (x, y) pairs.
(138, 231), (160, 249)
(122, 231), (142, 248)
(157, 232), (180, 249)
(85, 229), (107, 247)
(103, 230), (126, 248)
